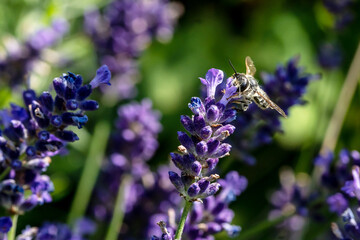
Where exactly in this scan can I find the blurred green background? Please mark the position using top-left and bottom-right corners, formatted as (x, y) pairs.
(1, 0), (360, 239)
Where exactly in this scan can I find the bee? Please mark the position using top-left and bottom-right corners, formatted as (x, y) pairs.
(228, 56), (287, 118)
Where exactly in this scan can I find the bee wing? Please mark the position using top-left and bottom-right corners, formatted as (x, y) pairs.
(256, 88), (288, 118)
(245, 56), (256, 76)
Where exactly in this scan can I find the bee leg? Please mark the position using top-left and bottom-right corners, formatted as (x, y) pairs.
(232, 100), (251, 112)
(226, 93), (239, 101)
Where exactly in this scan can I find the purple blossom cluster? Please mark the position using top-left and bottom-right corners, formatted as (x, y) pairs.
(315, 150), (360, 239)
(0, 65), (110, 215)
(84, 0), (182, 100)
(269, 150), (360, 239)
(323, 0), (355, 30)
(317, 42), (343, 70)
(151, 68), (252, 240)
(169, 68), (238, 201)
(0, 217), (95, 240)
(231, 57), (320, 165)
(0, 19), (68, 88)
(151, 171), (247, 240)
(268, 169), (312, 237)
(89, 100), (165, 238)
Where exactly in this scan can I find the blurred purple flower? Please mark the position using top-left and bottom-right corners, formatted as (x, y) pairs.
(84, 0), (183, 100)
(0, 217), (12, 238)
(151, 171), (246, 239)
(231, 56), (320, 165)
(317, 43), (343, 70)
(0, 19), (68, 87)
(0, 66), (110, 214)
(323, 0), (355, 30)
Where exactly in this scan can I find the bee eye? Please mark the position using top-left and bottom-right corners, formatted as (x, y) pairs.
(240, 78), (249, 92)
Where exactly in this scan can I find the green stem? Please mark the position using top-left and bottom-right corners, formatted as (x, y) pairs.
(175, 201), (193, 240)
(8, 214), (18, 240)
(240, 212), (294, 240)
(105, 174), (132, 240)
(320, 40), (360, 154)
(67, 121), (110, 224)
(0, 167), (10, 181)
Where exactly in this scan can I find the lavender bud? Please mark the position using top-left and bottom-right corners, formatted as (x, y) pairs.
(212, 143), (231, 158)
(170, 153), (184, 170)
(177, 131), (195, 153)
(219, 109), (237, 123)
(201, 183), (220, 198)
(188, 183), (201, 197)
(64, 85), (77, 100)
(66, 99), (79, 110)
(23, 90), (36, 106)
(193, 115), (206, 132)
(206, 158), (219, 171)
(207, 139), (220, 155)
(53, 77), (65, 97)
(76, 84), (92, 101)
(190, 161), (202, 176)
(213, 124), (235, 141)
(54, 96), (66, 111)
(206, 105), (220, 123)
(51, 115), (62, 127)
(168, 171), (184, 193)
(188, 97), (205, 115)
(207, 222), (222, 234)
(198, 179), (210, 194)
(55, 130), (79, 142)
(195, 141), (208, 156)
(180, 115), (194, 134)
(80, 100), (99, 111)
(25, 146), (37, 157)
(37, 131), (50, 141)
(199, 126), (212, 140)
(39, 92), (54, 112)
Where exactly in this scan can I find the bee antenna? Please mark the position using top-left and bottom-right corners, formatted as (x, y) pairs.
(228, 59), (237, 74)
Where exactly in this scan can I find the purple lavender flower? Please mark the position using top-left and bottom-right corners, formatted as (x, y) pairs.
(270, 150), (360, 237)
(169, 68), (239, 201)
(0, 216), (12, 239)
(88, 100), (163, 238)
(185, 172), (246, 239)
(84, 0), (182, 100)
(231, 57), (320, 165)
(151, 221), (174, 240)
(15, 220), (95, 240)
(317, 42), (343, 70)
(0, 66), (110, 214)
(327, 193), (349, 215)
(0, 19), (68, 88)
(111, 99), (162, 175)
(268, 168), (314, 238)
(323, 0), (355, 30)
(151, 171), (246, 240)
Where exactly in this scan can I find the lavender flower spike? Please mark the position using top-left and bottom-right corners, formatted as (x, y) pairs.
(169, 68), (239, 202)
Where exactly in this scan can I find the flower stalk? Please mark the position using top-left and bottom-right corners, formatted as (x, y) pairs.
(320, 40), (360, 154)
(174, 201), (193, 240)
(105, 174), (133, 240)
(67, 121), (110, 224)
(7, 214), (18, 240)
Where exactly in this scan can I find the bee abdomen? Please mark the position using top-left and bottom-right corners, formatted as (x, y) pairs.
(253, 96), (269, 109)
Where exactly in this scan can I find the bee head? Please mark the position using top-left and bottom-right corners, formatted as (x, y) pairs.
(232, 73), (249, 92)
